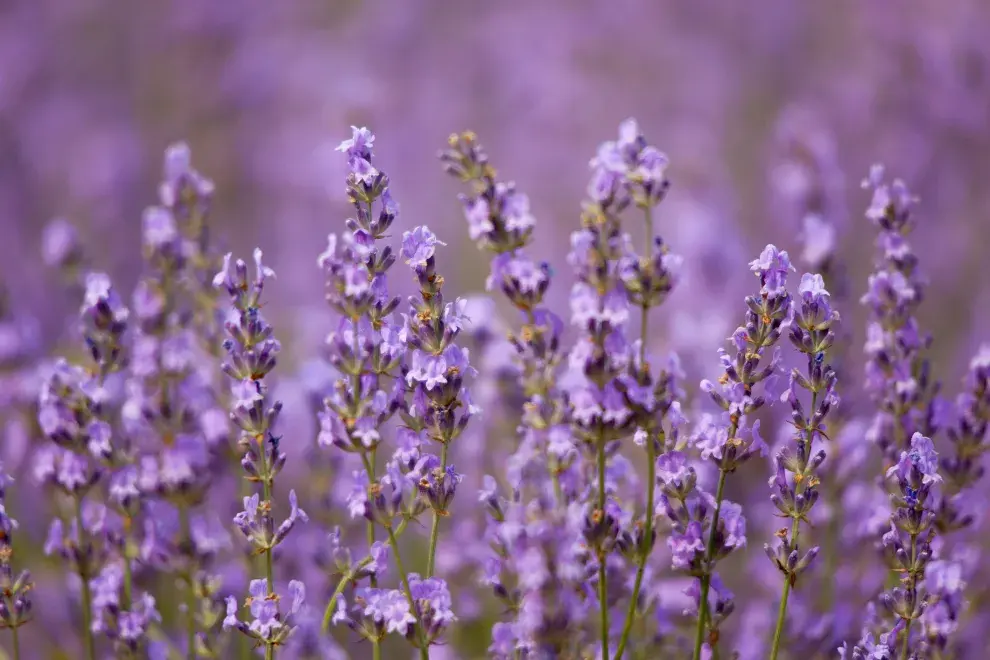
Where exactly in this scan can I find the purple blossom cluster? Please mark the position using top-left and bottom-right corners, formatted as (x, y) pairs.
(2, 114), (990, 660)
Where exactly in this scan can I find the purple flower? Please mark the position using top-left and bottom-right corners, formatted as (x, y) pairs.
(887, 432), (941, 485)
(719, 501), (746, 549)
(401, 226), (446, 269)
(749, 244), (795, 296)
(464, 197), (494, 240)
(669, 520), (705, 569)
(336, 125), (375, 160)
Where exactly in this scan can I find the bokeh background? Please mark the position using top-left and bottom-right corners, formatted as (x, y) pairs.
(2, 0), (990, 658)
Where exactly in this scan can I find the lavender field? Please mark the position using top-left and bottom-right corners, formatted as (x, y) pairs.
(2, 1), (990, 658)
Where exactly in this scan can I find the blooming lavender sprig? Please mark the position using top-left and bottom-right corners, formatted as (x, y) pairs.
(479, 477), (593, 658)
(935, 346), (990, 534)
(38, 274), (130, 660)
(125, 147), (229, 659)
(767, 273), (839, 658)
(441, 134), (587, 655)
(588, 118), (683, 660)
(879, 432), (941, 655)
(920, 559), (966, 655)
(399, 223), (476, 579)
(860, 166), (939, 465)
(691, 244), (792, 659)
(318, 126), (403, 591)
(156, 142), (227, 369)
(439, 133), (571, 505)
(0, 466), (32, 658)
(318, 128), (428, 659)
(567, 143), (643, 660)
(917, 346), (990, 653)
(656, 451), (741, 656)
(216, 251), (307, 659)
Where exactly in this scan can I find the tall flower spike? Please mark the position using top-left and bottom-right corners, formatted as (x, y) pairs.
(320, 128), (435, 660)
(125, 145), (229, 658)
(766, 272), (838, 659)
(217, 251), (306, 659)
(441, 133), (582, 657)
(39, 273), (131, 660)
(691, 244), (792, 660)
(879, 432), (941, 656)
(860, 165), (939, 466)
(397, 226), (475, 581)
(441, 133), (572, 503)
(923, 346), (990, 653)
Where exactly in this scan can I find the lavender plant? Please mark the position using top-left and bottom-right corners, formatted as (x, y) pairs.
(766, 272), (838, 658)
(216, 250), (309, 659)
(319, 128), (462, 660)
(6, 114), (990, 660)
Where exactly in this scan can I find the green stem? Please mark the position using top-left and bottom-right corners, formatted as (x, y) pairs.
(901, 534), (918, 659)
(11, 626), (20, 660)
(321, 558), (371, 631)
(386, 526), (429, 660)
(597, 439), (610, 660)
(179, 506), (197, 660)
(615, 206), (656, 660)
(769, 389), (817, 660)
(257, 430), (275, 660)
(372, 640), (382, 660)
(321, 518), (410, 631)
(74, 497), (96, 660)
(426, 442), (449, 577)
(692, 465), (730, 660)
(614, 431), (658, 659)
(122, 516), (133, 611)
(360, 451), (378, 586)
(769, 518), (800, 660)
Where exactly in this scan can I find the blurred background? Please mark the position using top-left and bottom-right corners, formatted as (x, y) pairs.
(2, 0), (990, 658)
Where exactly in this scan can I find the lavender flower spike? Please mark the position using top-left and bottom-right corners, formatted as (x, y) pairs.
(399, 223), (476, 579)
(692, 244), (792, 660)
(767, 272), (838, 659)
(880, 432), (941, 655)
(217, 250), (306, 660)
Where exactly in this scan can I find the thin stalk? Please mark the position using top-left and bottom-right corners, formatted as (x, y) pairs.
(597, 439), (610, 660)
(256, 431), (275, 596)
(614, 431), (658, 659)
(256, 430), (276, 660)
(11, 626), (20, 660)
(386, 526), (429, 660)
(321, 518), (410, 631)
(122, 516), (133, 611)
(179, 506), (197, 660)
(522, 308), (564, 508)
(426, 442), (449, 577)
(901, 534), (918, 659)
(615, 206), (657, 660)
(372, 640), (381, 660)
(769, 389), (817, 660)
(769, 517), (800, 660)
(691, 462), (731, 660)
(359, 451), (379, 585)
(353, 321), (378, 588)
(74, 497), (96, 660)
